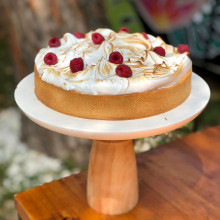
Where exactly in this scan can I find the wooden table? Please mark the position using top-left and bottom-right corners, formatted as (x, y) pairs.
(15, 126), (220, 220)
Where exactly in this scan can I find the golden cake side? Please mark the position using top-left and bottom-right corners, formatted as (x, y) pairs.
(34, 65), (192, 120)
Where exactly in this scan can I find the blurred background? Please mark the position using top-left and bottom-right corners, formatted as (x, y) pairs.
(0, 0), (219, 219)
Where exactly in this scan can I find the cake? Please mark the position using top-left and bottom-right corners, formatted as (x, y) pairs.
(34, 28), (192, 120)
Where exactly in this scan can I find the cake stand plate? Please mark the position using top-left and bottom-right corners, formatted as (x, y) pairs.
(14, 72), (210, 215)
(15, 73), (210, 140)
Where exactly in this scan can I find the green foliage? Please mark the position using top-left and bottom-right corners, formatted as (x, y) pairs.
(61, 156), (76, 171)
(135, 123), (194, 153)
(0, 163), (9, 185)
(197, 100), (220, 129)
(104, 0), (144, 33)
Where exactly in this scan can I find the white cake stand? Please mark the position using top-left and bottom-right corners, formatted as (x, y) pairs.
(15, 72), (210, 215)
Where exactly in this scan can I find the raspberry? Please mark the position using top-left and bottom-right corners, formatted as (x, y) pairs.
(73, 32), (85, 39)
(142, 32), (149, 39)
(119, 27), (129, 33)
(153, 46), (166, 56)
(44, 53), (58, 65)
(70, 58), (84, 73)
(116, 64), (132, 78)
(92, 33), (105, 44)
(177, 44), (189, 54)
(109, 52), (123, 64)
(48, 37), (60, 47)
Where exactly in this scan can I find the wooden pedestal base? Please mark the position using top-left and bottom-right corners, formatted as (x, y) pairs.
(87, 140), (139, 215)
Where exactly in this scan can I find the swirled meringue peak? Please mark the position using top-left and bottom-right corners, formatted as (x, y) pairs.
(35, 28), (192, 95)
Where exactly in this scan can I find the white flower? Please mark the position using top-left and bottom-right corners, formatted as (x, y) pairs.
(0, 107), (80, 202)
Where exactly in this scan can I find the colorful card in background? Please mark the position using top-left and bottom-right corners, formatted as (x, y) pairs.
(135, 0), (220, 61)
(135, 0), (206, 33)
(104, 0), (220, 68)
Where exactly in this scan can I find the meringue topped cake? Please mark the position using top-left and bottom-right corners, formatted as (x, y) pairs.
(34, 28), (192, 120)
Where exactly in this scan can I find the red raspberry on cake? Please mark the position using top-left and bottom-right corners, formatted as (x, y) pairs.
(142, 32), (149, 39)
(119, 27), (129, 33)
(109, 52), (123, 64)
(92, 33), (105, 44)
(177, 44), (189, 54)
(153, 46), (166, 57)
(70, 58), (84, 73)
(49, 37), (61, 47)
(44, 53), (58, 65)
(73, 32), (85, 39)
(116, 64), (132, 78)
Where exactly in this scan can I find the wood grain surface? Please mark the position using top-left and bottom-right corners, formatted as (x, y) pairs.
(15, 126), (220, 220)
